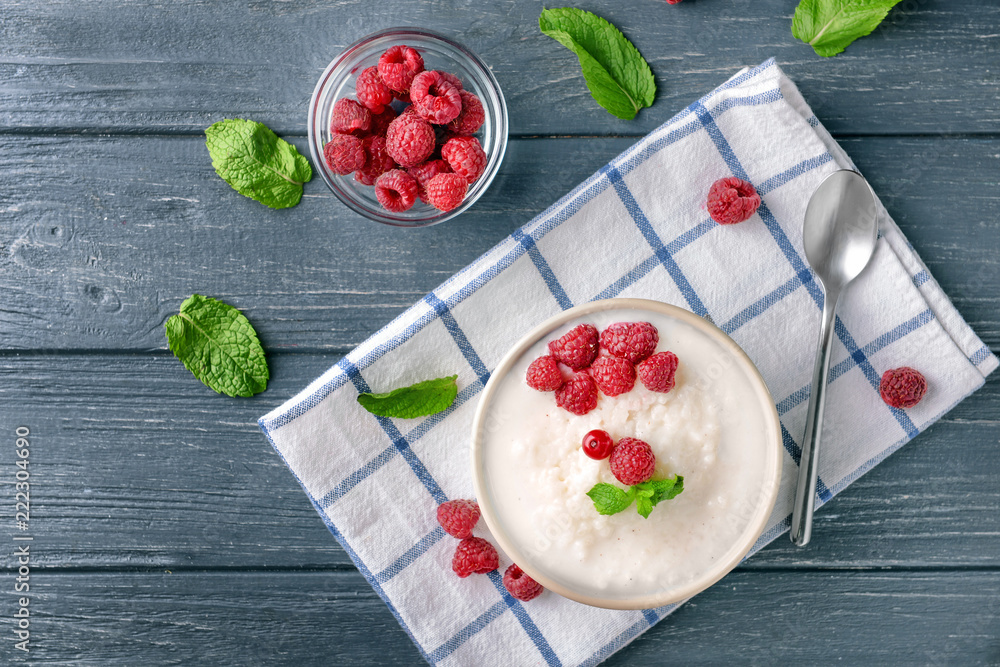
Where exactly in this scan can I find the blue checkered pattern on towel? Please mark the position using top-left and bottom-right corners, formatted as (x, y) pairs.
(259, 59), (997, 667)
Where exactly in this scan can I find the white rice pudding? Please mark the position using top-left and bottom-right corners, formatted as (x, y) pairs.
(480, 308), (774, 601)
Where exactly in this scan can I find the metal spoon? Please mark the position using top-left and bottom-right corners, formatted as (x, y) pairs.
(790, 169), (879, 547)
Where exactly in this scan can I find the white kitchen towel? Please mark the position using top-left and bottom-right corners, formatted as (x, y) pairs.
(259, 59), (997, 667)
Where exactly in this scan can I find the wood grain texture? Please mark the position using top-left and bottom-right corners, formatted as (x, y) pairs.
(0, 1), (998, 136)
(0, 354), (996, 571)
(20, 570), (1000, 665)
(1, 135), (997, 351)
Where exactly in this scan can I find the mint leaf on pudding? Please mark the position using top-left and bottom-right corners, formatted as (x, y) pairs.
(165, 294), (269, 397)
(640, 475), (684, 506)
(539, 8), (656, 120)
(792, 0), (904, 58)
(586, 483), (635, 515)
(357, 375), (458, 419)
(205, 118), (312, 209)
(588, 476), (684, 519)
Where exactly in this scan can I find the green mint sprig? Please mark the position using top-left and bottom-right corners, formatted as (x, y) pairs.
(165, 294), (269, 397)
(357, 375), (459, 419)
(586, 476), (684, 519)
(792, 0), (905, 58)
(205, 118), (312, 209)
(539, 8), (656, 120)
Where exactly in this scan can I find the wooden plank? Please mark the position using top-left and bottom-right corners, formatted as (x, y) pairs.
(0, 1), (998, 136)
(1, 135), (998, 352)
(15, 569), (1000, 664)
(1, 353), (997, 570)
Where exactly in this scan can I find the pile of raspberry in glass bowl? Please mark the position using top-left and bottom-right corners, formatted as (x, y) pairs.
(308, 28), (508, 227)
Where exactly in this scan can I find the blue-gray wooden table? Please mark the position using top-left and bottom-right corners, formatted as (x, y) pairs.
(1, 1), (998, 664)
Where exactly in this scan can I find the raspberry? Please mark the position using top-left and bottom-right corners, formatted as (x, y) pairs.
(503, 564), (544, 602)
(437, 499), (481, 539)
(589, 356), (636, 397)
(548, 324), (599, 371)
(880, 367), (927, 409)
(438, 71), (464, 91)
(356, 66), (394, 114)
(448, 90), (486, 136)
(600, 321), (659, 364)
(368, 106), (398, 137)
(330, 98), (372, 136)
(425, 173), (468, 212)
(441, 135), (488, 184)
(408, 159), (452, 203)
(377, 45), (424, 93)
(666, 0), (683, 4)
(410, 71), (463, 125)
(355, 135), (396, 186)
(555, 372), (599, 416)
(707, 177), (761, 225)
(374, 169), (418, 212)
(385, 115), (436, 168)
(609, 437), (656, 486)
(526, 355), (564, 392)
(323, 134), (366, 175)
(452, 537), (499, 578)
(637, 352), (679, 393)
(581, 429), (615, 460)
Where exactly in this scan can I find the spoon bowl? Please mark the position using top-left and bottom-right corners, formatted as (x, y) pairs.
(791, 169), (879, 547)
(802, 170), (879, 289)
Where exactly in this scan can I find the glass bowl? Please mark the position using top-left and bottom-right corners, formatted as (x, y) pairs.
(471, 299), (783, 610)
(308, 28), (508, 227)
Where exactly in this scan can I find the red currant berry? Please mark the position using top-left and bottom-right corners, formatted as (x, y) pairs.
(582, 429), (615, 460)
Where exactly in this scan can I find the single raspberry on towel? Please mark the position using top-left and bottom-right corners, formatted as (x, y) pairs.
(589, 356), (636, 397)
(637, 351), (679, 393)
(503, 564), (544, 601)
(385, 114), (437, 167)
(410, 70), (464, 125)
(581, 429), (615, 460)
(374, 169), (418, 212)
(880, 367), (927, 408)
(408, 159), (452, 203)
(448, 90), (486, 136)
(526, 355), (564, 392)
(355, 66), (394, 114)
(600, 321), (659, 364)
(377, 45), (424, 93)
(452, 537), (499, 578)
(424, 173), (468, 212)
(707, 177), (761, 225)
(555, 372), (599, 415)
(441, 135), (488, 184)
(355, 135), (396, 186)
(330, 98), (372, 136)
(323, 134), (366, 175)
(437, 499), (481, 539)
(548, 324), (599, 371)
(609, 437), (656, 486)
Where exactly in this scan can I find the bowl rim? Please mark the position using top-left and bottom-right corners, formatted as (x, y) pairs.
(307, 27), (508, 228)
(470, 298), (783, 610)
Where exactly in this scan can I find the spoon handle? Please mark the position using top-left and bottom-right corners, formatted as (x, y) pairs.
(790, 289), (840, 547)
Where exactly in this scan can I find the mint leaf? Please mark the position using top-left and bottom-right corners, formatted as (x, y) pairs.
(635, 494), (654, 519)
(205, 119), (312, 209)
(539, 8), (656, 120)
(586, 483), (635, 515)
(357, 375), (458, 419)
(646, 475), (684, 505)
(792, 0), (904, 57)
(165, 294), (269, 397)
